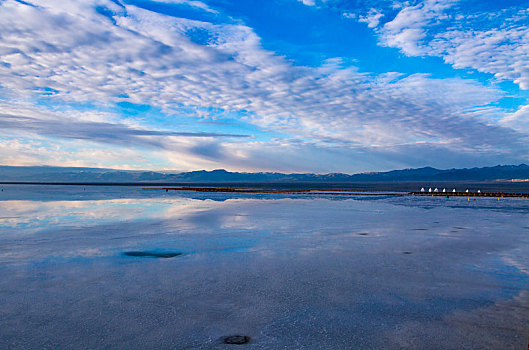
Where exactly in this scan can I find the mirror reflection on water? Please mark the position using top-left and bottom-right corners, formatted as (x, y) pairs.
(0, 185), (528, 349)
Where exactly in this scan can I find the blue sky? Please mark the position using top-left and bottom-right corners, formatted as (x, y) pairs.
(0, 0), (528, 172)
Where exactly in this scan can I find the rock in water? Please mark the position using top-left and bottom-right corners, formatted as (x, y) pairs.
(223, 335), (250, 345)
(123, 251), (183, 258)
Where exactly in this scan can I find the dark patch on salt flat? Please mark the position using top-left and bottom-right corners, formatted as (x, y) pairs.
(222, 335), (250, 345)
(123, 251), (183, 258)
(357, 232), (369, 236)
(403, 251), (413, 255)
(412, 228), (428, 231)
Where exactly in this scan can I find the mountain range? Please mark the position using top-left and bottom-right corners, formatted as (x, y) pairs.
(1, 164), (528, 183)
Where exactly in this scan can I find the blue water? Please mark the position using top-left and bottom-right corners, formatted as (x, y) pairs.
(0, 185), (528, 349)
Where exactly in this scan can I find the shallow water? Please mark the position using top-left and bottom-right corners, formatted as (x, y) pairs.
(0, 185), (528, 349)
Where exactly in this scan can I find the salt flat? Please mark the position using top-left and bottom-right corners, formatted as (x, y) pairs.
(0, 185), (528, 349)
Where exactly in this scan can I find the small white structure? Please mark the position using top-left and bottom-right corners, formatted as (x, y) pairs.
(453, 189), (456, 192)
(465, 189), (469, 193)
(429, 188), (432, 192)
(434, 188), (438, 192)
(421, 187), (425, 192)
(442, 188), (446, 192)
(477, 190), (481, 193)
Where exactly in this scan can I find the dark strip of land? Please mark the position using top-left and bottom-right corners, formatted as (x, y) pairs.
(143, 187), (405, 196)
(410, 191), (529, 197)
(143, 187), (529, 198)
(2, 181), (529, 193)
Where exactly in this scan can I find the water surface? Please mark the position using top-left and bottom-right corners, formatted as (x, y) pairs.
(0, 185), (528, 349)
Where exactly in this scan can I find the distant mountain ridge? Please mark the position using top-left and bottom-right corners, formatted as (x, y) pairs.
(1, 164), (529, 183)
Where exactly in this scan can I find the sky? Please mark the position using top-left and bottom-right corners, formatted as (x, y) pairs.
(0, 0), (528, 173)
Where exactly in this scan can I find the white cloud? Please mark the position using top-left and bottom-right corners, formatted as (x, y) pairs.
(378, 0), (529, 89)
(500, 105), (529, 134)
(0, 0), (526, 171)
(434, 27), (529, 90)
(358, 8), (385, 28)
(379, 0), (456, 54)
(155, 0), (219, 14)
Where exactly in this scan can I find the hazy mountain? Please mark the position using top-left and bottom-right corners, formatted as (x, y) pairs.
(0, 164), (528, 183)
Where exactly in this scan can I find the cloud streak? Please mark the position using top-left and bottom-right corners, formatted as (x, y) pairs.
(0, 113), (249, 147)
